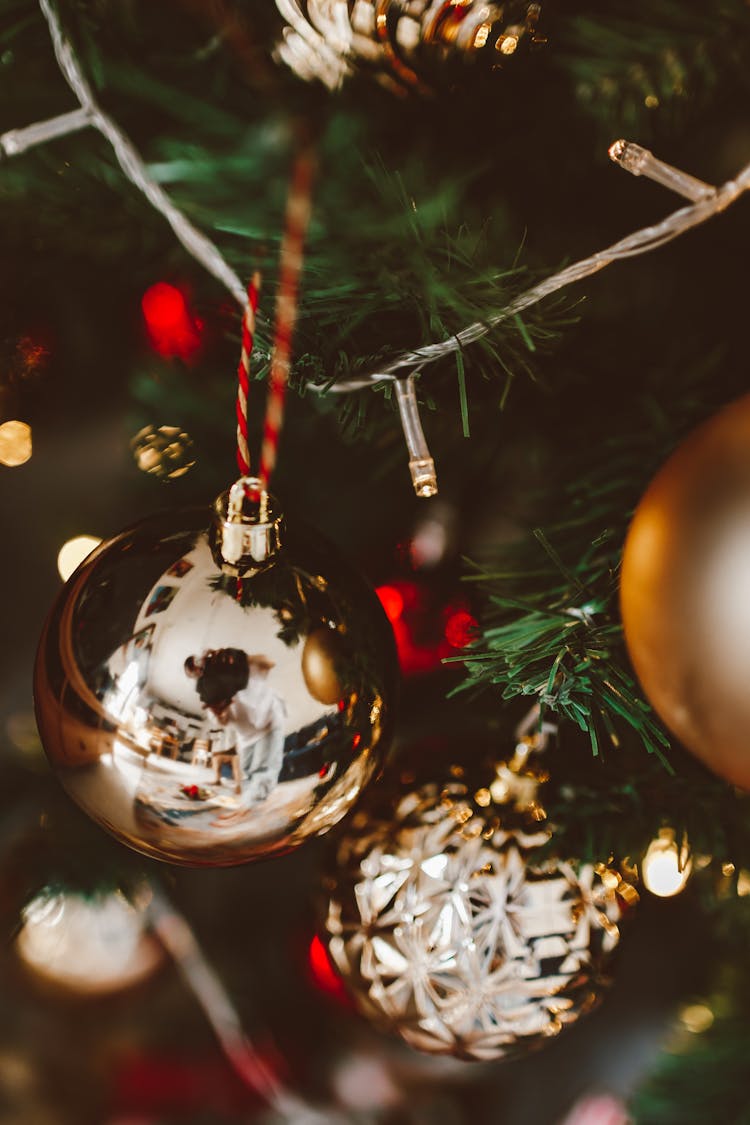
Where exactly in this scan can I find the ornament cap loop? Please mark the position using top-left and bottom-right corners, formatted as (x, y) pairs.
(209, 476), (284, 576)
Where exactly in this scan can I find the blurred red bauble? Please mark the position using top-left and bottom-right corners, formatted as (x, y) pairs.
(141, 282), (203, 359)
(376, 582), (476, 677)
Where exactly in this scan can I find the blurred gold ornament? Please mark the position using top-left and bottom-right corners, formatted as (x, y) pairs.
(640, 828), (692, 898)
(621, 394), (750, 789)
(275, 0), (543, 92)
(323, 753), (630, 1060)
(131, 424), (195, 480)
(0, 419), (32, 466)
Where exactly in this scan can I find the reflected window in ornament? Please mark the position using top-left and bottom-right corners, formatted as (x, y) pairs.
(131, 424), (196, 480)
(57, 535), (102, 581)
(0, 419), (32, 466)
(641, 829), (692, 897)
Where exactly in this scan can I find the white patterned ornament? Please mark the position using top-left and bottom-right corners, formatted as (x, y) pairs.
(323, 757), (628, 1060)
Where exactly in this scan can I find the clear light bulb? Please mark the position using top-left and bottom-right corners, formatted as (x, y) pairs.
(641, 829), (692, 897)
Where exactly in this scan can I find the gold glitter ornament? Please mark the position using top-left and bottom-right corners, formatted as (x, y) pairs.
(275, 0), (543, 92)
(621, 393), (750, 790)
(322, 752), (629, 1060)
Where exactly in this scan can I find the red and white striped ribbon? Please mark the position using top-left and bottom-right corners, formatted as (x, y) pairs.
(258, 144), (316, 489)
(236, 272), (261, 478)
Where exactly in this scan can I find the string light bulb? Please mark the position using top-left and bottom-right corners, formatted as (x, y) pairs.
(641, 828), (692, 897)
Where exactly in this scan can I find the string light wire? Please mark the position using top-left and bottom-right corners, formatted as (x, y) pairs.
(36, 0), (251, 311)
(145, 885), (341, 1123)
(328, 151), (750, 391)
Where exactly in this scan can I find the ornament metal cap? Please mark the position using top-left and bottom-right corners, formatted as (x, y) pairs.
(209, 476), (284, 576)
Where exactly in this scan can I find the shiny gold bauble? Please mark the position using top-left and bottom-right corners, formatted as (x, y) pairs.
(302, 626), (345, 705)
(35, 503), (396, 866)
(621, 393), (750, 789)
(323, 758), (625, 1061)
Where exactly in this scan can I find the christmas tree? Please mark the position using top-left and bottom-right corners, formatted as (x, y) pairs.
(2, 1), (750, 1121)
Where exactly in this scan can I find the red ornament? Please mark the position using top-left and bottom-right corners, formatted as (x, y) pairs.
(142, 282), (202, 359)
(443, 607), (477, 649)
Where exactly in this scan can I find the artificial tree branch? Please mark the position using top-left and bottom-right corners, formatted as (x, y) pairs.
(37, 0), (251, 311)
(327, 149), (750, 390)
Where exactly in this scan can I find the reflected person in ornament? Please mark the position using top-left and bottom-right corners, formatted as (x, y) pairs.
(184, 649), (247, 793)
(184, 648), (248, 715)
(185, 649), (287, 807)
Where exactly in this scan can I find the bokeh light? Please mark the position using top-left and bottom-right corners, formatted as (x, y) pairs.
(641, 829), (692, 898)
(679, 1002), (714, 1034)
(0, 420), (32, 466)
(141, 282), (202, 359)
(131, 424), (195, 480)
(57, 535), (102, 581)
(376, 585), (405, 622)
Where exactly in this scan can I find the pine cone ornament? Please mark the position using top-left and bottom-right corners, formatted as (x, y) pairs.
(275, 0), (543, 92)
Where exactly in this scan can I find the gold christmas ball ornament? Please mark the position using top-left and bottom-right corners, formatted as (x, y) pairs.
(620, 393), (750, 790)
(275, 0), (543, 93)
(35, 477), (397, 866)
(322, 755), (628, 1061)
